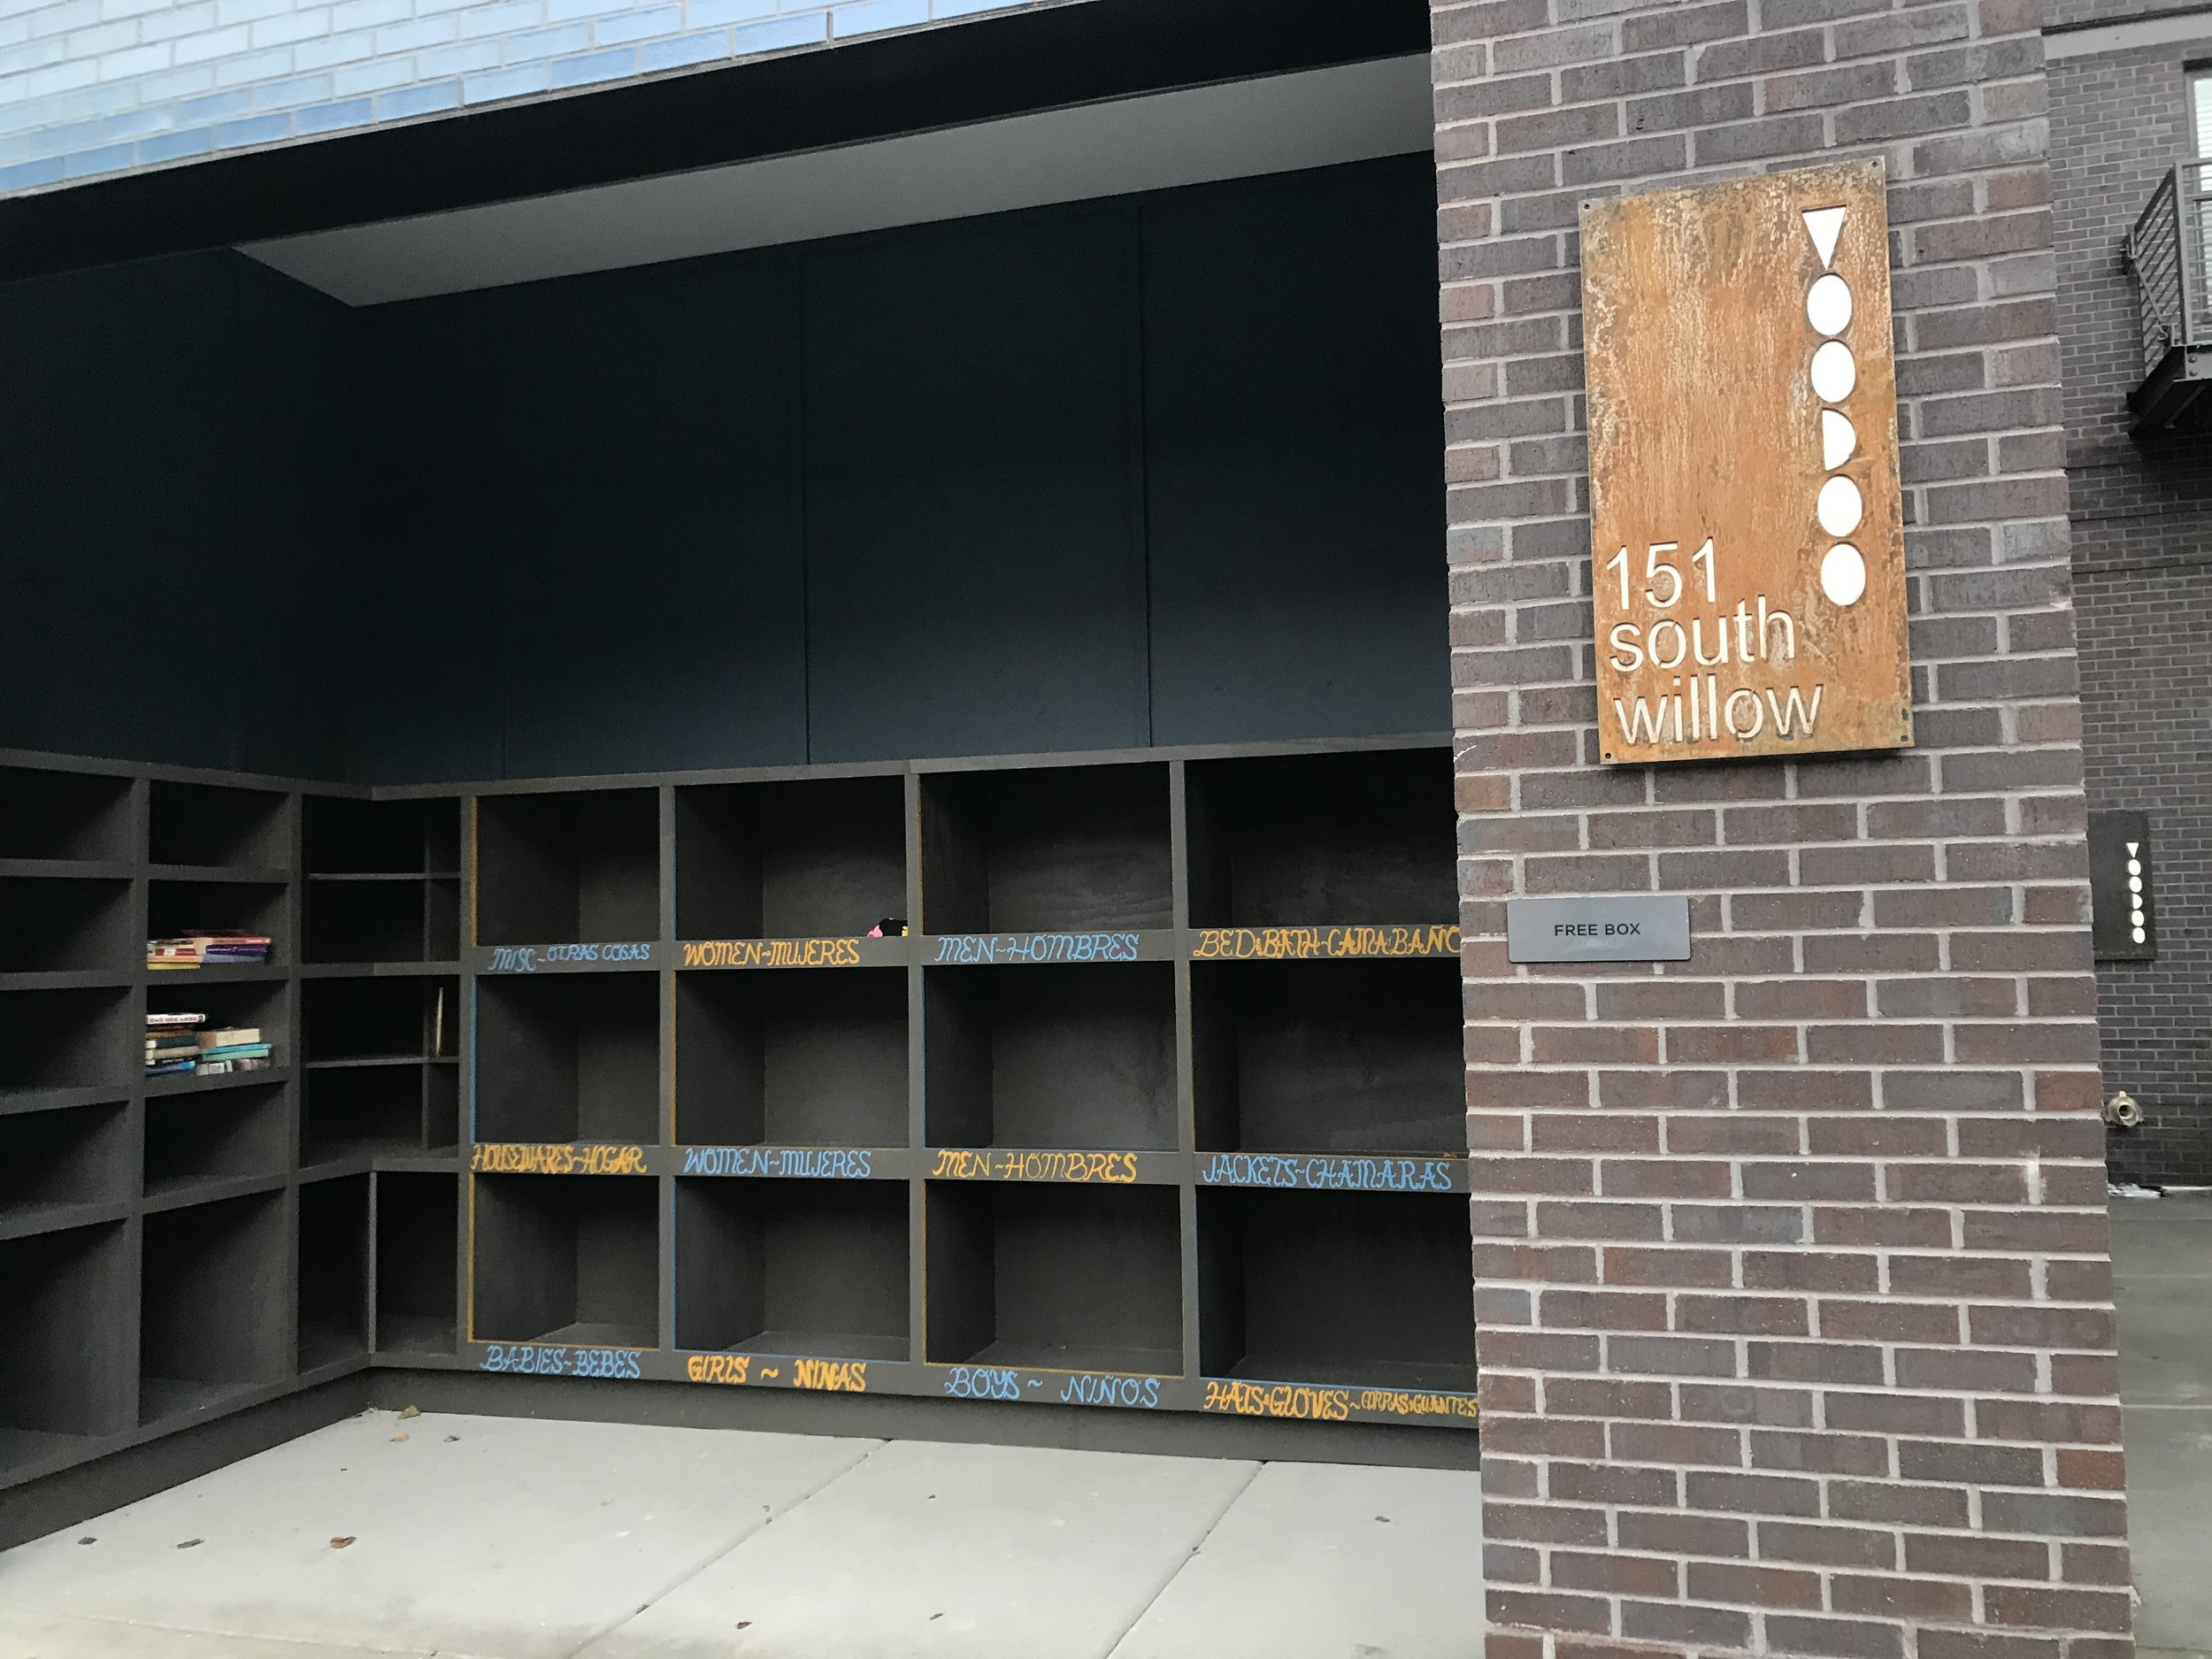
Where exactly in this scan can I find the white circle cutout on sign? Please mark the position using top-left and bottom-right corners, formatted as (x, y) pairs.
(1820, 543), (1867, 606)
(1820, 409), (1856, 469)
(1810, 340), (1856, 402)
(1816, 474), (1864, 537)
(1807, 273), (1853, 336)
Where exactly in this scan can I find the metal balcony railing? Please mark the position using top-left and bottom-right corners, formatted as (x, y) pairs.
(2124, 161), (2212, 433)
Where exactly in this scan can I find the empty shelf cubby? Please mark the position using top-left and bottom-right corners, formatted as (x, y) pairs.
(301, 979), (457, 1158)
(925, 1183), (1181, 1374)
(0, 987), (134, 1095)
(149, 879), (286, 966)
(0, 1222), (134, 1473)
(303, 799), (462, 962)
(140, 1190), (291, 1424)
(475, 788), (658, 946)
(298, 1174), (370, 1370)
(304, 797), (460, 875)
(1186, 749), (1455, 926)
(376, 1171), (457, 1355)
(0, 764), (133, 864)
(925, 963), (1175, 1150)
(674, 1180), (908, 1361)
(306, 881), (427, 964)
(144, 1082), (288, 1198)
(476, 972), (658, 1144)
(472, 1173), (657, 1348)
(0, 878), (133, 974)
(675, 775), (907, 939)
(303, 1068), (426, 1161)
(0, 1100), (128, 1225)
(1193, 958), (1464, 1155)
(150, 781), (290, 872)
(1198, 1187), (1475, 1393)
(305, 978), (456, 1064)
(675, 968), (906, 1147)
(920, 764), (1172, 933)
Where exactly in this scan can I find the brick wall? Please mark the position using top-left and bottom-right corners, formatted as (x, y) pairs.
(1432, 0), (2134, 1653)
(2044, 0), (2180, 31)
(2048, 39), (2212, 1185)
(0, 0), (1071, 196)
(2074, 561), (2212, 1186)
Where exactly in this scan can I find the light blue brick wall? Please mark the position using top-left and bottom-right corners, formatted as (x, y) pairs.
(0, 0), (1073, 196)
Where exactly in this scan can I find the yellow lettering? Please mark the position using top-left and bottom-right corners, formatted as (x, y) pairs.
(791, 1359), (867, 1394)
(686, 1354), (751, 1386)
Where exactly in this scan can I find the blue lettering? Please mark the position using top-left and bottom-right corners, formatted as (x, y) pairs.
(943, 1366), (1021, 1402)
(1056, 1373), (1164, 1409)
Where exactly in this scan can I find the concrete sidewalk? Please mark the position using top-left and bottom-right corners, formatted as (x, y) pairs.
(2112, 1188), (2212, 1659)
(0, 1414), (1480, 1659)
(1, 1194), (2200, 1659)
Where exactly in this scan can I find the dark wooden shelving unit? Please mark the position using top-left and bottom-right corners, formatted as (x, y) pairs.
(926, 962), (1179, 1150)
(677, 1179), (910, 1361)
(0, 753), (470, 1493)
(676, 967), (907, 1147)
(474, 1172), (658, 1348)
(452, 736), (1471, 1429)
(0, 733), (1471, 1483)
(298, 1173), (371, 1371)
(139, 1189), (291, 1425)
(0, 1099), (128, 1236)
(0, 1221), (134, 1468)
(374, 1170), (458, 1356)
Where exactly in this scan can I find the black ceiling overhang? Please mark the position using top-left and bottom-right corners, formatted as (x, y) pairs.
(0, 0), (1430, 285)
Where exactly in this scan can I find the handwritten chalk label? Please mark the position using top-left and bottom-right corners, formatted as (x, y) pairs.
(932, 933), (1139, 964)
(1057, 1373), (1163, 1409)
(680, 938), (864, 969)
(1356, 1388), (1479, 1421)
(486, 942), (651, 972)
(1202, 1379), (1353, 1422)
(1196, 1153), (1460, 1194)
(472, 1143), (648, 1175)
(790, 1358), (868, 1394)
(480, 1344), (641, 1379)
(930, 1148), (1139, 1184)
(1192, 925), (1460, 961)
(942, 1366), (1023, 1401)
(680, 1147), (874, 1179)
(1505, 895), (1691, 964)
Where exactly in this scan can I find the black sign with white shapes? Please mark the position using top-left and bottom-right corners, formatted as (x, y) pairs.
(2088, 810), (2154, 962)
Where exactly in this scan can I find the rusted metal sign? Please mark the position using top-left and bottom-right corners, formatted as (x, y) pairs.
(1581, 158), (1910, 764)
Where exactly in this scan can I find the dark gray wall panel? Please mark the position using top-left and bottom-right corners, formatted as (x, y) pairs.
(352, 259), (808, 784)
(1142, 157), (1449, 745)
(1, 160), (1446, 787)
(0, 253), (349, 780)
(800, 205), (1150, 763)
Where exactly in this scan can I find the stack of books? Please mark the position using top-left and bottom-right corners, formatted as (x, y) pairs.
(148, 932), (273, 969)
(146, 1011), (204, 1076)
(196, 1026), (273, 1076)
(144, 1014), (274, 1078)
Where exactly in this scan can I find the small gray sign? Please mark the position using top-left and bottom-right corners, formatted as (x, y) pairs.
(1506, 895), (1692, 964)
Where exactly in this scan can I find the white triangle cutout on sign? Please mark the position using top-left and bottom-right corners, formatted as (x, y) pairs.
(1803, 206), (1847, 268)
(2128, 842), (2140, 856)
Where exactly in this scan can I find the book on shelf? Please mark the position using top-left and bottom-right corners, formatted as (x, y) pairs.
(197, 1042), (272, 1063)
(196, 1055), (272, 1076)
(146, 1010), (207, 1075)
(147, 932), (273, 968)
(196, 1027), (260, 1049)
